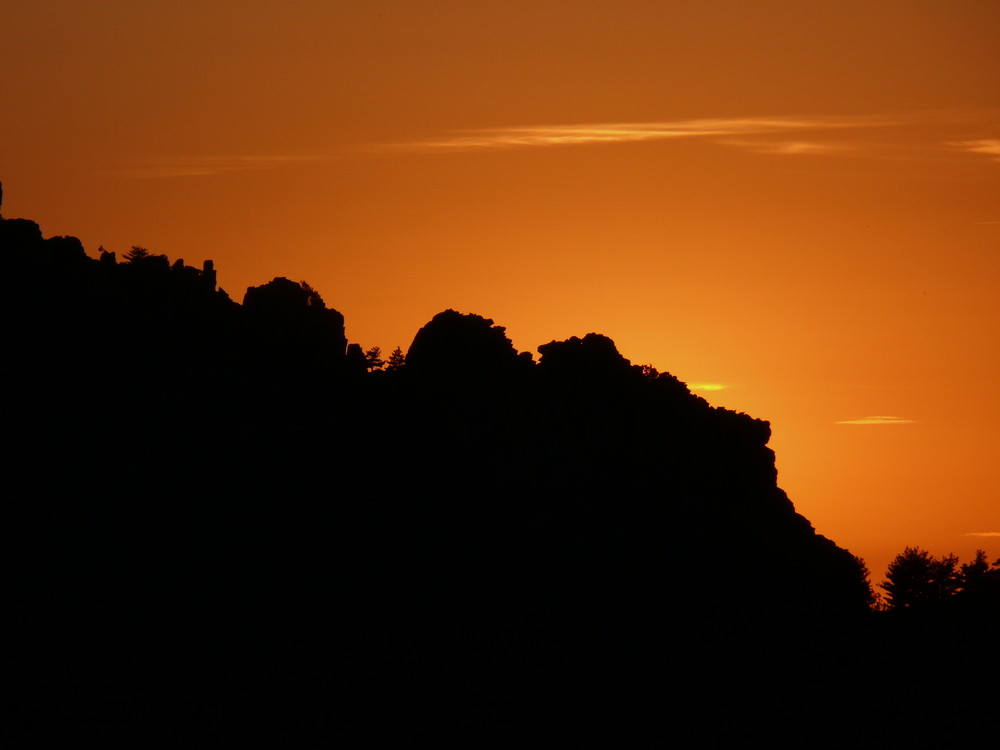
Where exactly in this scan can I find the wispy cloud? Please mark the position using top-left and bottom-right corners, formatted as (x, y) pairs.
(391, 115), (891, 153)
(964, 531), (1000, 537)
(719, 139), (842, 155)
(950, 139), (1000, 161)
(115, 155), (323, 178)
(834, 416), (917, 425)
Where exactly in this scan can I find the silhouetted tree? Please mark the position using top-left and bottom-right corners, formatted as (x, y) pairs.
(960, 549), (991, 592)
(365, 346), (384, 371)
(854, 556), (880, 610)
(881, 547), (960, 609)
(386, 346), (406, 372)
(123, 245), (170, 272)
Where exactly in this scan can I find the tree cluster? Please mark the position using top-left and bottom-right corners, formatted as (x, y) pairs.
(880, 546), (1000, 610)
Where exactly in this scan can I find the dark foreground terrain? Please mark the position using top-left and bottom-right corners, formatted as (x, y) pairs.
(2, 195), (996, 746)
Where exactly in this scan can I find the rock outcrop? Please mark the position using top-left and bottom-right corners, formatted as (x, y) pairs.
(2, 206), (877, 746)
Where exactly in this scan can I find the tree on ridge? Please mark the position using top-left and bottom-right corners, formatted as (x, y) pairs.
(365, 346), (385, 371)
(880, 546), (960, 609)
(386, 346), (406, 372)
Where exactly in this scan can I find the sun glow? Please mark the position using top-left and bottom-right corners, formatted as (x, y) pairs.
(3, 0), (997, 585)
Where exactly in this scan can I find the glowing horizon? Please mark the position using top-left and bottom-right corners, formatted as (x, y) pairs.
(3, 0), (997, 581)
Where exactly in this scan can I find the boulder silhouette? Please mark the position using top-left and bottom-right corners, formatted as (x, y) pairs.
(242, 277), (347, 373)
(405, 308), (530, 380)
(537, 332), (633, 378)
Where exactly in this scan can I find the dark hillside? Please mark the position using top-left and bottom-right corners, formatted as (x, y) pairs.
(3, 194), (991, 746)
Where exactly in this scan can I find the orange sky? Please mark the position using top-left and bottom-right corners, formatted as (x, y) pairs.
(3, 0), (998, 582)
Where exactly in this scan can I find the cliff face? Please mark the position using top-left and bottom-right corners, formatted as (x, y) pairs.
(2, 209), (871, 743)
(377, 311), (869, 625)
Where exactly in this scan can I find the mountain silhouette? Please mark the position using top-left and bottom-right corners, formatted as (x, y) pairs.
(2, 187), (993, 746)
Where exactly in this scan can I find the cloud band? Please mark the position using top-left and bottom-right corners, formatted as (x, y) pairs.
(834, 416), (916, 425)
(393, 115), (892, 153)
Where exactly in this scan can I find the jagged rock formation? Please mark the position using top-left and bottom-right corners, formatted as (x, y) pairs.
(406, 308), (534, 379)
(2, 205), (884, 745)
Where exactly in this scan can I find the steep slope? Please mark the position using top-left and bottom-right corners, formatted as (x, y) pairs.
(2, 205), (872, 745)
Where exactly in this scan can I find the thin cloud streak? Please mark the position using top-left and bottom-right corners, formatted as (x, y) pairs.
(719, 139), (842, 155)
(951, 139), (1000, 161)
(690, 383), (729, 392)
(835, 416), (917, 425)
(393, 115), (893, 153)
(964, 532), (1000, 537)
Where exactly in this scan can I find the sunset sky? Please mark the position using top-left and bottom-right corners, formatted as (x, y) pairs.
(4, 0), (998, 581)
